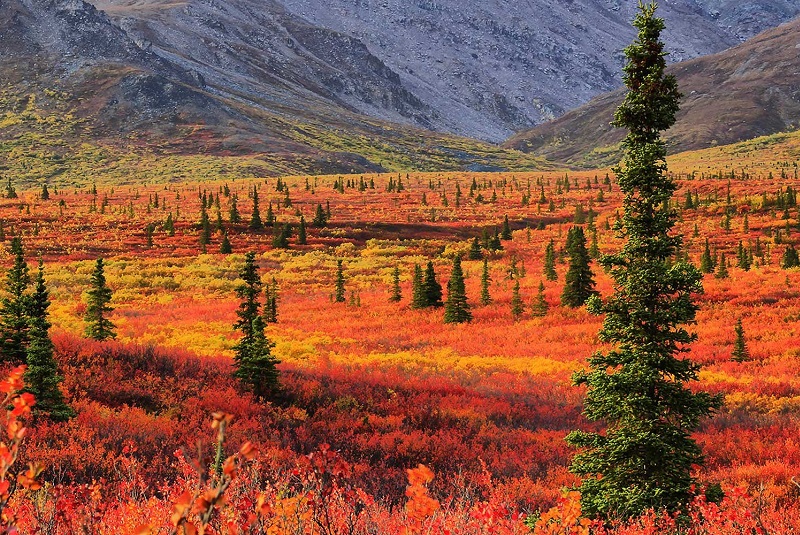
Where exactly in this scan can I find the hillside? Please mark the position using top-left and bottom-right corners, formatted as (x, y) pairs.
(506, 16), (800, 168)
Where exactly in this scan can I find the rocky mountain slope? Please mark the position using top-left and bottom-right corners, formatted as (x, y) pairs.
(505, 16), (800, 168)
(1, 0), (798, 174)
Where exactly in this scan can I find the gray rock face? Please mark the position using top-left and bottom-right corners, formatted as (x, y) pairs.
(4, 0), (799, 145)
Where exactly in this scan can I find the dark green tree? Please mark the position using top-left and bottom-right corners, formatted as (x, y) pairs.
(566, 3), (721, 520)
(467, 237), (483, 260)
(411, 264), (427, 309)
(41, 184), (50, 201)
(443, 256), (471, 323)
(389, 266), (402, 303)
(24, 261), (74, 421)
(0, 237), (31, 363)
(560, 227), (596, 308)
(229, 195), (241, 224)
(5, 178), (17, 199)
(544, 240), (558, 281)
(232, 253), (279, 399)
(220, 230), (232, 254)
(297, 215), (308, 245)
(423, 261), (443, 308)
(501, 215), (512, 240)
(699, 239), (715, 274)
(313, 203), (328, 227)
(334, 260), (346, 303)
(480, 258), (492, 305)
(510, 280), (524, 321)
(531, 281), (549, 317)
(249, 187), (263, 230)
(732, 317), (749, 362)
(782, 244), (800, 268)
(263, 277), (278, 324)
(716, 253), (730, 279)
(84, 258), (116, 341)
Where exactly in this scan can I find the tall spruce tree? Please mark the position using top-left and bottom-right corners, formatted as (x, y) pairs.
(480, 258), (492, 305)
(84, 258), (116, 341)
(389, 266), (402, 303)
(510, 280), (524, 321)
(543, 240), (557, 281)
(411, 264), (427, 309)
(24, 261), (73, 421)
(443, 256), (471, 323)
(297, 215), (308, 245)
(334, 260), (346, 303)
(232, 253), (279, 399)
(531, 281), (549, 317)
(0, 237), (31, 363)
(423, 261), (443, 308)
(566, 3), (721, 520)
(249, 186), (263, 230)
(732, 317), (749, 362)
(560, 227), (596, 308)
(699, 238), (715, 273)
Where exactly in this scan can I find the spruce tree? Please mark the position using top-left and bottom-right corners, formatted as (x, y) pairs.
(334, 260), (346, 303)
(220, 230), (232, 254)
(389, 266), (402, 303)
(560, 227), (596, 308)
(0, 237), (31, 363)
(263, 277), (278, 324)
(699, 238), (714, 273)
(467, 237), (483, 260)
(411, 264), (427, 309)
(715, 253), (729, 279)
(732, 317), (749, 362)
(232, 253), (279, 399)
(501, 215), (512, 240)
(443, 256), (471, 323)
(531, 281), (548, 317)
(566, 4), (721, 520)
(84, 258), (116, 341)
(24, 261), (73, 421)
(249, 186), (263, 230)
(229, 195), (241, 224)
(510, 280), (524, 321)
(423, 261), (443, 308)
(544, 240), (558, 281)
(313, 203), (328, 227)
(480, 258), (492, 305)
(297, 215), (307, 245)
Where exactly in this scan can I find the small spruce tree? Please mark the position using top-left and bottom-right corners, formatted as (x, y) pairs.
(544, 240), (558, 281)
(389, 266), (402, 303)
(510, 280), (524, 321)
(480, 258), (492, 305)
(334, 260), (346, 303)
(423, 261), (443, 308)
(84, 258), (116, 341)
(560, 227), (596, 308)
(249, 186), (263, 230)
(411, 264), (427, 309)
(443, 256), (471, 323)
(24, 261), (74, 421)
(732, 317), (749, 362)
(0, 237), (31, 363)
(531, 281), (548, 317)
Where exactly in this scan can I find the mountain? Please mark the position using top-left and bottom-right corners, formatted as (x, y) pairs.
(2, 0), (799, 178)
(505, 16), (800, 168)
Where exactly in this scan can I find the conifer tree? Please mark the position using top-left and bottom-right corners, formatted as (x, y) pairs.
(716, 253), (730, 279)
(411, 264), (427, 309)
(232, 253), (279, 399)
(229, 195), (241, 224)
(263, 278), (278, 324)
(41, 184), (50, 200)
(199, 204), (211, 252)
(501, 215), (512, 240)
(699, 238), (715, 273)
(84, 258), (116, 341)
(297, 215), (307, 245)
(566, 4), (721, 520)
(24, 261), (73, 421)
(560, 227), (596, 308)
(467, 237), (483, 260)
(334, 260), (346, 303)
(732, 317), (749, 362)
(480, 258), (492, 305)
(220, 230), (232, 254)
(389, 266), (402, 303)
(443, 256), (471, 323)
(531, 281), (548, 317)
(313, 203), (328, 227)
(5, 178), (17, 199)
(510, 280), (524, 321)
(782, 244), (800, 268)
(249, 186), (263, 230)
(0, 237), (31, 363)
(423, 261), (443, 308)
(544, 240), (558, 281)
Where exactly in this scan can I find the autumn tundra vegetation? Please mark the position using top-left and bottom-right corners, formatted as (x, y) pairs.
(1, 3), (800, 534)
